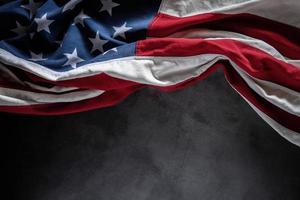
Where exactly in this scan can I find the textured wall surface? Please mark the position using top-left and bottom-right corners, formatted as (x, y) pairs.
(3, 70), (300, 200)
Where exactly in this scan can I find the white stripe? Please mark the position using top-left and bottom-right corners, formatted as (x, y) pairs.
(165, 29), (288, 62)
(287, 60), (300, 68)
(233, 65), (300, 117)
(24, 82), (79, 93)
(0, 87), (105, 106)
(230, 84), (300, 147)
(159, 0), (300, 28)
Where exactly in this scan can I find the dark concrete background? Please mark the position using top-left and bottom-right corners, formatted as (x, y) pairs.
(3, 70), (300, 200)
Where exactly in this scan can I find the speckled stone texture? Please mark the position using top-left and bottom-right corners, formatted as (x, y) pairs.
(3, 70), (300, 200)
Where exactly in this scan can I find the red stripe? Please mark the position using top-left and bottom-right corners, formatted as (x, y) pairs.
(137, 38), (300, 92)
(223, 61), (300, 132)
(148, 13), (300, 59)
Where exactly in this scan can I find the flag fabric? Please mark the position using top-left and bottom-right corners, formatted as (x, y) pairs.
(0, 0), (299, 146)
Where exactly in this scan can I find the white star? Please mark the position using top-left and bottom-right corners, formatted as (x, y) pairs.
(74, 10), (90, 27)
(29, 51), (47, 61)
(89, 31), (108, 53)
(99, 0), (119, 16)
(63, 48), (84, 68)
(11, 21), (28, 35)
(103, 47), (117, 55)
(34, 13), (54, 33)
(21, 0), (42, 18)
(113, 22), (132, 39)
(63, 0), (82, 12)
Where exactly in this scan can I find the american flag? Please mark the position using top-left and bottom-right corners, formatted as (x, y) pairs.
(0, 0), (299, 146)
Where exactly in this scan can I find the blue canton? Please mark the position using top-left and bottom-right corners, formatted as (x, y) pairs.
(0, 0), (161, 71)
